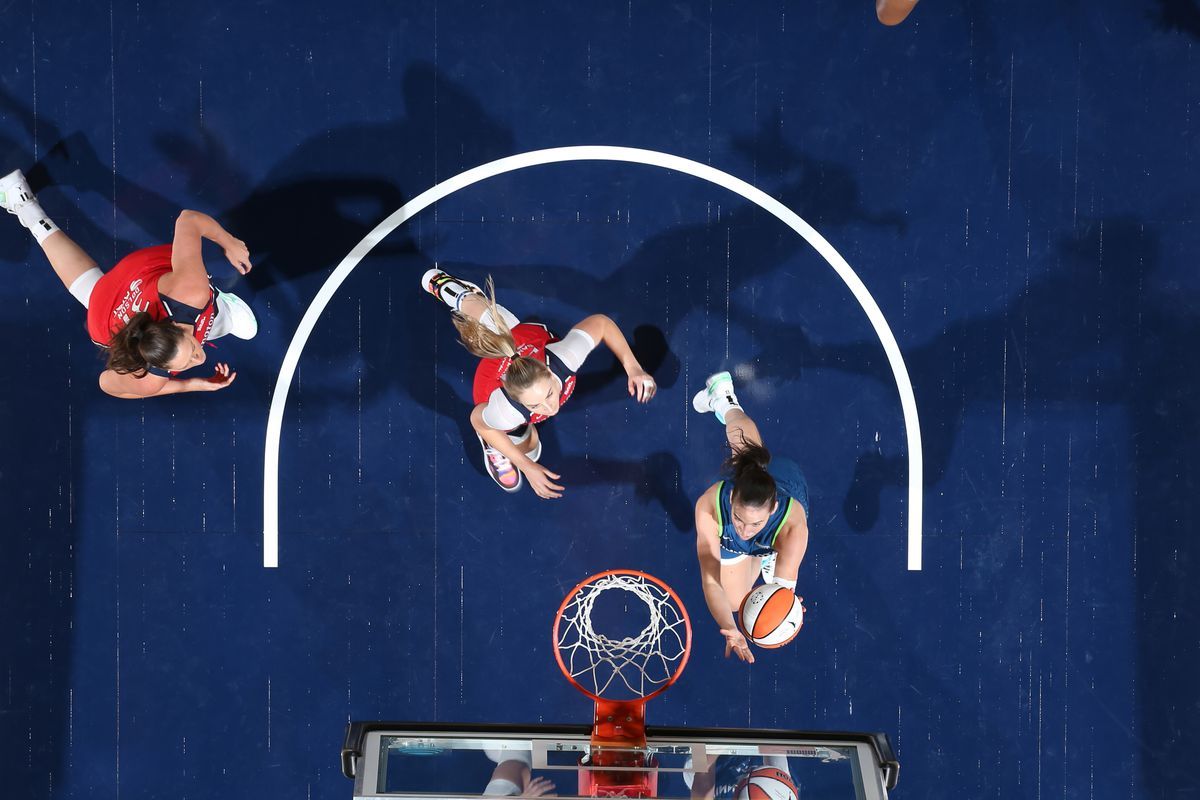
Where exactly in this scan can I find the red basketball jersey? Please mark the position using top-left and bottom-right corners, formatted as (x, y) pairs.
(471, 322), (578, 425)
(86, 245), (216, 346)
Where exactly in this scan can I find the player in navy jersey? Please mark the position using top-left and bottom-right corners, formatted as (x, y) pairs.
(423, 269), (656, 498)
(692, 371), (810, 663)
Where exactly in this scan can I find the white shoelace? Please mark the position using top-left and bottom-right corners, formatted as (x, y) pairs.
(486, 448), (512, 470)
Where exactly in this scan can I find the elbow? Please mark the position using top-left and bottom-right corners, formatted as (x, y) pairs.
(98, 372), (118, 397)
(174, 209), (207, 234)
(98, 379), (134, 400)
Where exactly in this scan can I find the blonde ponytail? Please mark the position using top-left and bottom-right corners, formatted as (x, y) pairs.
(451, 276), (518, 359)
(450, 276), (551, 395)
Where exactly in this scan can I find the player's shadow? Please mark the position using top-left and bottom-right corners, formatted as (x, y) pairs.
(1149, 0), (1200, 38)
(570, 324), (681, 400)
(737, 210), (1200, 791)
(139, 62), (515, 427)
(539, 442), (693, 533)
(498, 108), (906, 318)
(737, 217), (1152, 527)
(964, 6), (1200, 790)
(0, 87), (179, 261)
(456, 110), (907, 510)
(149, 61), (498, 299)
(141, 63), (689, 508)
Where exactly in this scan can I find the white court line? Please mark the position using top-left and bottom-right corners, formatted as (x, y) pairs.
(262, 146), (923, 570)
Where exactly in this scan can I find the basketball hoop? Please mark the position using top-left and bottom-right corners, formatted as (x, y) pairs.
(553, 570), (692, 797)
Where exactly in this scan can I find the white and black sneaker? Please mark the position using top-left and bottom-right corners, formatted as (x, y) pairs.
(0, 169), (36, 213)
(0, 169), (58, 243)
(692, 370), (742, 424)
(422, 268), (483, 312)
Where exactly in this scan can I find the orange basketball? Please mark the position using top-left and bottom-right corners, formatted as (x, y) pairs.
(734, 766), (798, 800)
(738, 584), (803, 648)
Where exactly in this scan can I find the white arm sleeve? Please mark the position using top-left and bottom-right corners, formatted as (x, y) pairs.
(545, 328), (596, 373)
(480, 388), (527, 431)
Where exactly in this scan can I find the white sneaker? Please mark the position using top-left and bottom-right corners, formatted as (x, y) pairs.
(212, 290), (258, 340)
(421, 268), (482, 311)
(691, 370), (740, 424)
(760, 552), (777, 585)
(0, 169), (36, 215)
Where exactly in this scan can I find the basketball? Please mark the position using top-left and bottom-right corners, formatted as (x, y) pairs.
(738, 584), (803, 648)
(734, 766), (798, 800)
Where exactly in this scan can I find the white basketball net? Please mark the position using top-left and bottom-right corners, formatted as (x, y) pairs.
(556, 573), (689, 699)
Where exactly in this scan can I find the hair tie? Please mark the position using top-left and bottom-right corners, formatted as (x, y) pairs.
(498, 351), (516, 379)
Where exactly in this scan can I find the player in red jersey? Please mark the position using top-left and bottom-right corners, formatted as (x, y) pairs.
(1, 168), (257, 399)
(423, 269), (656, 499)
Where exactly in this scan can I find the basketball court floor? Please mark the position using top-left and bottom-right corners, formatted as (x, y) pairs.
(1, 1), (1197, 797)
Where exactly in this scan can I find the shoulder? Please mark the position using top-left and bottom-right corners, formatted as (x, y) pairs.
(546, 328), (596, 372)
(775, 500), (809, 539)
(695, 483), (722, 514)
(480, 388), (525, 430)
(99, 369), (168, 398)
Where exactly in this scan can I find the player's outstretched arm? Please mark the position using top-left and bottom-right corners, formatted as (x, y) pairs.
(695, 488), (755, 663)
(572, 314), (656, 402)
(98, 363), (237, 399)
(771, 510), (810, 589)
(161, 210), (250, 303)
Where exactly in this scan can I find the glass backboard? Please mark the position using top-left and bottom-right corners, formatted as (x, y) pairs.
(342, 722), (898, 800)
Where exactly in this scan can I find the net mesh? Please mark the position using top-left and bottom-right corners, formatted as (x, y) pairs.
(556, 573), (689, 700)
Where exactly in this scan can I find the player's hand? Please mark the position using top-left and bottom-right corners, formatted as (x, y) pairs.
(524, 463), (565, 499)
(521, 776), (557, 797)
(627, 369), (656, 403)
(720, 628), (755, 663)
(224, 237), (252, 274)
(199, 362), (237, 390)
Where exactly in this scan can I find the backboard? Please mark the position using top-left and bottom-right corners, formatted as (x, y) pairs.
(341, 722), (899, 800)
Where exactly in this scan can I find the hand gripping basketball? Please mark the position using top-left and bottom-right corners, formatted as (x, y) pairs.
(738, 584), (805, 649)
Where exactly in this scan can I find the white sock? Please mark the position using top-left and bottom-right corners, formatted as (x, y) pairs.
(711, 390), (742, 424)
(17, 201), (60, 245)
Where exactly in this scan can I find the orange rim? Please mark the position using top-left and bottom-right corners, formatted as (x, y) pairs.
(552, 568), (692, 702)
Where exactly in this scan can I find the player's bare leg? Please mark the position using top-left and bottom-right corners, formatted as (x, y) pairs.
(1, 169), (98, 293)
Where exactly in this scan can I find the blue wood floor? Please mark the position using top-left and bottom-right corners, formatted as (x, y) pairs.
(1, 1), (1198, 797)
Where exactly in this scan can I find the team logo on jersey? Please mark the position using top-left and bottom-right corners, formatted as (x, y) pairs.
(113, 278), (151, 324)
(195, 304), (217, 343)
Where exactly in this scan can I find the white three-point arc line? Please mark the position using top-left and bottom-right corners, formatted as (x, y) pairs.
(261, 146), (924, 570)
